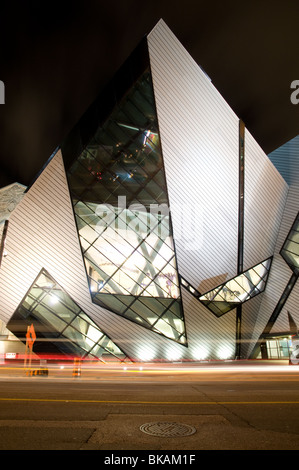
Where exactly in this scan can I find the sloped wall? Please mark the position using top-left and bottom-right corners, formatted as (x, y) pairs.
(148, 19), (288, 359)
(251, 135), (299, 348)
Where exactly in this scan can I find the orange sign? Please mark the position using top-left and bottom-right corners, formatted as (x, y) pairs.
(26, 324), (36, 350)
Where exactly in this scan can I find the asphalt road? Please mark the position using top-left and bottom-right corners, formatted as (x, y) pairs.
(0, 360), (299, 453)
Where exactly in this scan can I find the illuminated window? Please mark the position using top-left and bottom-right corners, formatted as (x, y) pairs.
(180, 258), (272, 318)
(280, 212), (299, 275)
(7, 269), (130, 362)
(198, 258), (272, 317)
(66, 49), (186, 345)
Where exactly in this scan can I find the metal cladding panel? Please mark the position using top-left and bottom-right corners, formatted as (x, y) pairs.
(268, 135), (299, 186)
(240, 131), (288, 356)
(245, 136), (299, 354)
(268, 272), (299, 334)
(147, 19), (239, 293)
(241, 295), (266, 357)
(243, 129), (288, 269)
(263, 135), (299, 335)
(269, 135), (299, 252)
(247, 256), (293, 349)
(0, 151), (89, 320)
(243, 256), (291, 354)
(147, 20), (289, 359)
(181, 289), (236, 360)
(0, 150), (184, 361)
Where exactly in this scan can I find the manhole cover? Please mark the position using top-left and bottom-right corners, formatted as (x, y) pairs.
(140, 422), (196, 437)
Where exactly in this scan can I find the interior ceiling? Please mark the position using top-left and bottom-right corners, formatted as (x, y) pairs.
(0, 0), (298, 188)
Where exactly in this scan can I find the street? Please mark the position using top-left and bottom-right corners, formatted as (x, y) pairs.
(0, 360), (298, 451)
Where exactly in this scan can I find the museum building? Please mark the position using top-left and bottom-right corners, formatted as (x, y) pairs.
(0, 20), (298, 363)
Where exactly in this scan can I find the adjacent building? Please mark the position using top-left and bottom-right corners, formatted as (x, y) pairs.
(0, 20), (297, 362)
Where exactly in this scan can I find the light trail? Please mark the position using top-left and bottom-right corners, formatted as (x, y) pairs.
(0, 397), (299, 405)
(1, 360), (299, 381)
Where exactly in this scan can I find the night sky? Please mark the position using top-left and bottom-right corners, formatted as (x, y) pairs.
(0, 0), (298, 188)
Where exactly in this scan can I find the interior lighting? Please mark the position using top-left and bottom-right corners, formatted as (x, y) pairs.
(143, 130), (151, 145)
(50, 294), (59, 305)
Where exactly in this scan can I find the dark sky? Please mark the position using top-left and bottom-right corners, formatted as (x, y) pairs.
(0, 0), (298, 188)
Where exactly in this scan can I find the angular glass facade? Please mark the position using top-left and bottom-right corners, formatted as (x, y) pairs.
(65, 42), (186, 345)
(181, 258), (272, 317)
(199, 258), (272, 316)
(280, 211), (299, 275)
(7, 269), (130, 362)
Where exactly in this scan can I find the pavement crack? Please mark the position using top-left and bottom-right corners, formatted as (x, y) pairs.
(190, 385), (255, 429)
(216, 403), (256, 429)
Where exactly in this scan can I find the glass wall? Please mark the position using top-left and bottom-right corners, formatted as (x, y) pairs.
(7, 269), (129, 362)
(266, 337), (291, 359)
(181, 258), (272, 317)
(66, 60), (186, 345)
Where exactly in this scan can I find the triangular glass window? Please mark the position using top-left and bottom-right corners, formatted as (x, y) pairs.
(198, 257), (272, 317)
(7, 269), (130, 362)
